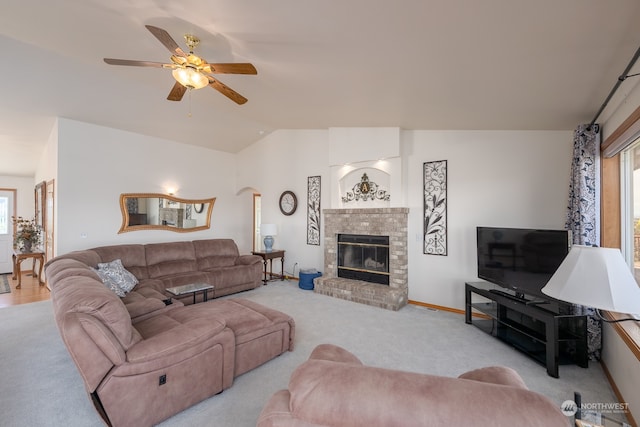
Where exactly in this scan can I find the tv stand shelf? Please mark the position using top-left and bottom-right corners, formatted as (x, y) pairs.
(465, 281), (588, 378)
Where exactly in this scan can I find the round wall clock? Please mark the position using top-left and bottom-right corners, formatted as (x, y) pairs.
(279, 191), (297, 216)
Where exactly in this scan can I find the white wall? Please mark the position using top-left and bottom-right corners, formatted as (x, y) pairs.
(0, 175), (36, 220)
(55, 118), (250, 255)
(237, 129), (329, 276)
(238, 128), (573, 307)
(404, 130), (572, 308)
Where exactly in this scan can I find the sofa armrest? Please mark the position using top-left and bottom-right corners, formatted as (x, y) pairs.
(236, 254), (262, 265)
(308, 343), (363, 365)
(457, 366), (528, 389)
(256, 390), (299, 427)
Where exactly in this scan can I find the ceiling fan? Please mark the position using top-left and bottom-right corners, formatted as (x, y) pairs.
(104, 25), (257, 104)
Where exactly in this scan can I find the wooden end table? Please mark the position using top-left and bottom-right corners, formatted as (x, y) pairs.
(12, 250), (45, 289)
(252, 250), (285, 285)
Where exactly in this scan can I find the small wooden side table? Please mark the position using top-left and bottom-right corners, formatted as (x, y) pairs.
(12, 250), (45, 289)
(252, 250), (285, 285)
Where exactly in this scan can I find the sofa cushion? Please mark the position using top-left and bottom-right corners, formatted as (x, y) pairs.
(46, 258), (101, 286)
(46, 250), (102, 269)
(92, 267), (126, 297)
(128, 309), (227, 364)
(193, 238), (240, 269)
(145, 242), (198, 278)
(92, 244), (149, 279)
(97, 259), (138, 293)
(287, 359), (566, 427)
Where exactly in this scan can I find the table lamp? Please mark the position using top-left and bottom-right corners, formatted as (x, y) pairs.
(260, 223), (277, 252)
(541, 245), (640, 321)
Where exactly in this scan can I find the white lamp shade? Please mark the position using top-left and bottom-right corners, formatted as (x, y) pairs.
(260, 223), (277, 236)
(542, 245), (640, 314)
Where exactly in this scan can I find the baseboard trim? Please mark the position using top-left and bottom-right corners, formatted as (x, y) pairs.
(408, 300), (464, 315)
(600, 359), (638, 427)
(408, 300), (491, 319)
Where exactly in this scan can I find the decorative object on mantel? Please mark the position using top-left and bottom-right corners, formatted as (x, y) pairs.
(12, 216), (42, 253)
(341, 173), (390, 203)
(423, 160), (448, 256)
(307, 176), (321, 245)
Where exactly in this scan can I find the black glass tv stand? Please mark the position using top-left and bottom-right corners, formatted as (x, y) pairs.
(465, 281), (588, 378)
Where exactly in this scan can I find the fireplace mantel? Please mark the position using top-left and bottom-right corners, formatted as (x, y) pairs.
(314, 207), (408, 310)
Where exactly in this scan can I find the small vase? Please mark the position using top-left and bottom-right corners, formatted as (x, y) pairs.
(22, 241), (32, 253)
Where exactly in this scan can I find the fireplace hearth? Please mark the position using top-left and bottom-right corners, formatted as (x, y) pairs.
(314, 208), (408, 310)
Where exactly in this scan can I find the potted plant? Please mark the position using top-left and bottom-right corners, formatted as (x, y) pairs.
(12, 216), (42, 253)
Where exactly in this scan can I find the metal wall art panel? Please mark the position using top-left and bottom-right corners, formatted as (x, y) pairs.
(307, 176), (321, 245)
(423, 160), (447, 255)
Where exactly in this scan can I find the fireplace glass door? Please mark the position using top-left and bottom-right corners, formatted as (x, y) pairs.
(337, 234), (390, 285)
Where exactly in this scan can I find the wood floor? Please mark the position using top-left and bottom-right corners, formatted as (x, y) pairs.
(0, 273), (50, 308)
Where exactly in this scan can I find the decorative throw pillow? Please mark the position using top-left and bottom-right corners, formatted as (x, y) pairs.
(97, 259), (138, 294)
(92, 267), (126, 297)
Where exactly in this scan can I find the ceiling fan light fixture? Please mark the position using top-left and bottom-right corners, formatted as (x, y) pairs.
(172, 66), (209, 90)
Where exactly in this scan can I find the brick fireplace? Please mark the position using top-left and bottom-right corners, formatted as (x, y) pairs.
(314, 208), (409, 310)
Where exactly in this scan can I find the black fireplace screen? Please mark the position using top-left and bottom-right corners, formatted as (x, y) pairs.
(337, 234), (390, 285)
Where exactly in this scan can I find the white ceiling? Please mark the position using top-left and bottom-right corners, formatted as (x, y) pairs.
(2, 0), (640, 176)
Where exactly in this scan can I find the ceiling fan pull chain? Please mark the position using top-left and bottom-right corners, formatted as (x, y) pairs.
(188, 89), (192, 118)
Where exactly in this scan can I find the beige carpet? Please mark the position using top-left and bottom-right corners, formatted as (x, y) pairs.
(0, 280), (627, 426)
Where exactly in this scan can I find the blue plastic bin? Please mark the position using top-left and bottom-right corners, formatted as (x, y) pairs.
(299, 269), (322, 290)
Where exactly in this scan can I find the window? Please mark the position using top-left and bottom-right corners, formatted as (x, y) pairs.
(620, 139), (640, 283)
(0, 196), (8, 235)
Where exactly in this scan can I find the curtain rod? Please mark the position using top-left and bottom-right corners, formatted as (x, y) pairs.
(588, 44), (640, 131)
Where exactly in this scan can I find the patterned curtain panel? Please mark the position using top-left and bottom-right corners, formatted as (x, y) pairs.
(565, 123), (602, 359)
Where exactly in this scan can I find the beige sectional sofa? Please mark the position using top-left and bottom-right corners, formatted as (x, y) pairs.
(257, 344), (570, 427)
(46, 239), (295, 427)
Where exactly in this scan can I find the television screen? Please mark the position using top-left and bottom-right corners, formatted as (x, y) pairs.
(476, 227), (571, 303)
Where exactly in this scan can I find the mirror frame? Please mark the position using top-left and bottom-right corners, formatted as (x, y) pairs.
(118, 193), (216, 234)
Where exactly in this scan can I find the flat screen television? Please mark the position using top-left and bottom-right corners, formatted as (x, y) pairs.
(476, 226), (571, 312)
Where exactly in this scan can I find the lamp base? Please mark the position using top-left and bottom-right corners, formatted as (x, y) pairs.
(264, 236), (274, 252)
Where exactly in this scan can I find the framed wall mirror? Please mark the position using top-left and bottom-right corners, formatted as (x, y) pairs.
(35, 181), (46, 229)
(118, 193), (216, 233)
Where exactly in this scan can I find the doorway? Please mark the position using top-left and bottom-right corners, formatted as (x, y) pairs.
(253, 193), (261, 252)
(0, 189), (17, 274)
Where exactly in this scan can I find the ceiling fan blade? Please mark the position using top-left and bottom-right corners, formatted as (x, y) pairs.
(167, 81), (187, 101)
(145, 25), (187, 57)
(207, 63), (257, 75)
(104, 58), (171, 68)
(207, 76), (248, 105)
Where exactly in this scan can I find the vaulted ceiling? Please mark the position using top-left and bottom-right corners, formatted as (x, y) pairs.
(2, 0), (640, 176)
